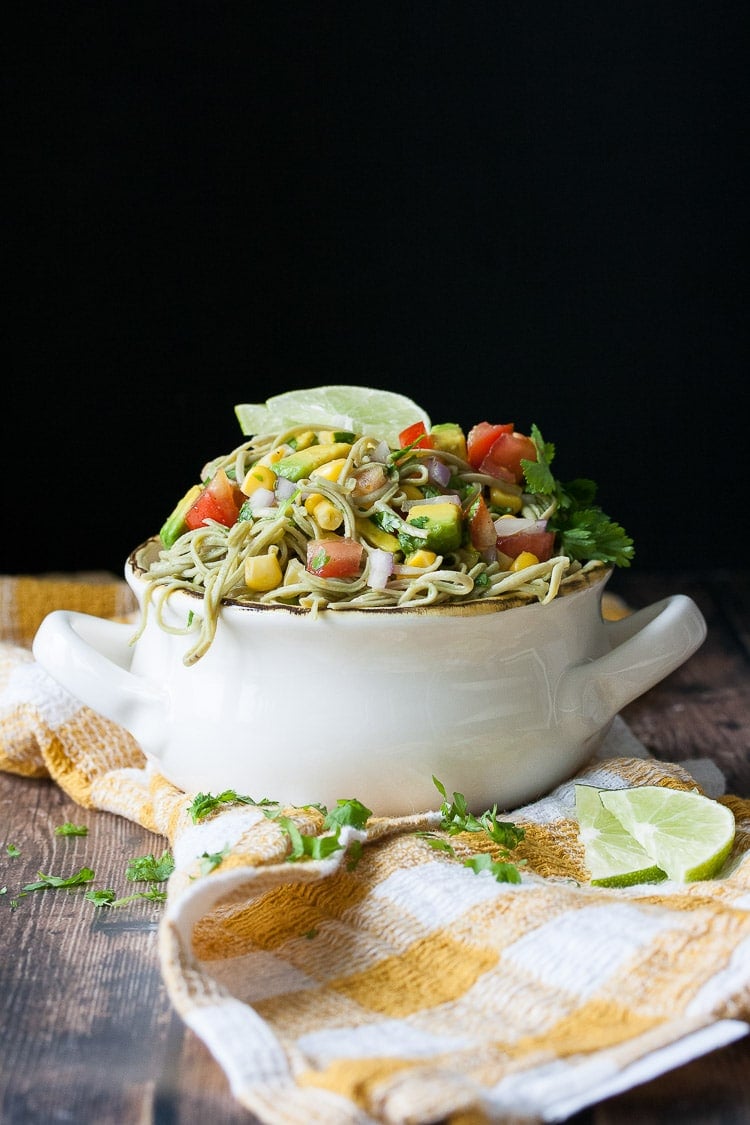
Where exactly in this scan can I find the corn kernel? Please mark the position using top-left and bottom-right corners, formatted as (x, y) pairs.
(310, 457), (349, 482)
(490, 485), (523, 514)
(240, 463), (277, 496)
(244, 551), (283, 591)
(304, 492), (324, 514)
(292, 430), (316, 450)
(405, 549), (438, 568)
(510, 551), (540, 572)
(257, 444), (292, 467)
(304, 494), (343, 530)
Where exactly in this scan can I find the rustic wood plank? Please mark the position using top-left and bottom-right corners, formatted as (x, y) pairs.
(0, 775), (256, 1123)
(612, 570), (750, 796)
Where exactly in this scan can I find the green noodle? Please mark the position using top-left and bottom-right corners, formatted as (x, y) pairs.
(133, 424), (596, 664)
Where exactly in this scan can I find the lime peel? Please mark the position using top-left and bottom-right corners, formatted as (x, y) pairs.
(575, 784), (666, 888)
(599, 786), (735, 883)
(235, 386), (431, 449)
(576, 783), (736, 886)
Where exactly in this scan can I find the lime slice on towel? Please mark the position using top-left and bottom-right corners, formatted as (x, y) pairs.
(598, 785), (735, 883)
(575, 784), (667, 887)
(235, 386), (431, 448)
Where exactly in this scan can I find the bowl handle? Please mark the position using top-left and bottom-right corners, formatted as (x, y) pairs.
(558, 593), (707, 724)
(32, 610), (168, 752)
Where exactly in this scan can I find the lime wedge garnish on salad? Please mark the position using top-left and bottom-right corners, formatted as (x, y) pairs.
(598, 785), (736, 883)
(575, 784), (667, 887)
(235, 385), (431, 448)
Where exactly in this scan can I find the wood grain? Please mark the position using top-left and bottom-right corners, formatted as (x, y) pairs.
(1, 569), (748, 1124)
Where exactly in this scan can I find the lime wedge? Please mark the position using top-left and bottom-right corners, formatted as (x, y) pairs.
(598, 785), (736, 883)
(575, 784), (667, 887)
(235, 385), (431, 448)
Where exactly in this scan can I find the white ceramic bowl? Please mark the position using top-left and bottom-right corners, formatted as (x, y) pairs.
(32, 539), (707, 816)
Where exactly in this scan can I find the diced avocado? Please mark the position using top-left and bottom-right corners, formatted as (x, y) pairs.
(406, 502), (463, 553)
(159, 484), (202, 548)
(430, 422), (468, 461)
(355, 516), (400, 554)
(274, 442), (353, 483)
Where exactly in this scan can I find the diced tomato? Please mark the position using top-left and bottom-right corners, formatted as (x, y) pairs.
(398, 421), (434, 449)
(467, 495), (497, 551)
(185, 468), (242, 531)
(496, 527), (555, 562)
(479, 430), (537, 485)
(466, 422), (513, 469)
(306, 537), (364, 578)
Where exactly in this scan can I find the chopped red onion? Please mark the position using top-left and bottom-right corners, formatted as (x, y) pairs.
(402, 493), (461, 510)
(368, 548), (394, 589)
(369, 440), (390, 464)
(275, 476), (297, 500)
(249, 487), (276, 510)
(425, 456), (452, 487)
(493, 516), (547, 536)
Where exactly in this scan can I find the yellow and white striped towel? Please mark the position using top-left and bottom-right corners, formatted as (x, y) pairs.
(1, 574), (749, 1124)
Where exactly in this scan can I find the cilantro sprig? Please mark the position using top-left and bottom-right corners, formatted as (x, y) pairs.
(267, 797), (372, 865)
(187, 790), (275, 823)
(524, 425), (635, 568)
(22, 867), (96, 893)
(126, 851), (175, 883)
(3, 824), (174, 910)
(419, 777), (526, 884)
(86, 850), (174, 908)
(86, 885), (168, 908)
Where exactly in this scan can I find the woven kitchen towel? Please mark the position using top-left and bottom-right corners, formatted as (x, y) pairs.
(1, 574), (749, 1124)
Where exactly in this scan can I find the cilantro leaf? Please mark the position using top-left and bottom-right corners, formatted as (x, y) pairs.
(86, 888), (117, 907)
(417, 834), (457, 855)
(479, 809), (526, 850)
(309, 548), (330, 571)
(522, 426), (557, 495)
(463, 853), (523, 884)
(371, 508), (401, 534)
(275, 815), (345, 862)
(271, 798), (372, 864)
(54, 822), (88, 837)
(86, 886), (168, 908)
(22, 867), (95, 892)
(199, 846), (230, 875)
(323, 798), (372, 832)
(523, 425), (634, 568)
(429, 777), (525, 882)
(187, 790), (271, 823)
(126, 851), (174, 883)
(398, 531), (430, 554)
(346, 839), (364, 870)
(556, 510), (635, 567)
(558, 477), (599, 509)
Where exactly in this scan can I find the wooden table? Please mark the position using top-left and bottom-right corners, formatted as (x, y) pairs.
(2, 568), (749, 1124)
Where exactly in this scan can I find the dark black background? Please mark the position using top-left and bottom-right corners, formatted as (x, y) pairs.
(4, 3), (747, 574)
